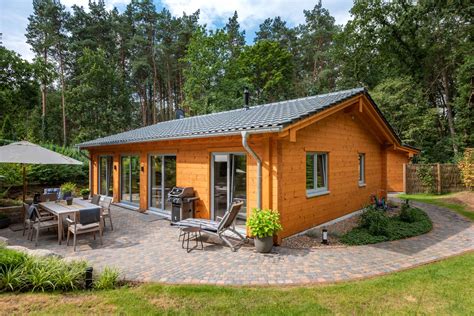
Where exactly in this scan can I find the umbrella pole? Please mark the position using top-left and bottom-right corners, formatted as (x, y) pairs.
(22, 164), (26, 202)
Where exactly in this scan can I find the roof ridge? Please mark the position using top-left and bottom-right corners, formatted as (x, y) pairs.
(145, 87), (365, 126)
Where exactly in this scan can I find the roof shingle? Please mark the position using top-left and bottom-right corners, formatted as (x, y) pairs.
(77, 87), (365, 148)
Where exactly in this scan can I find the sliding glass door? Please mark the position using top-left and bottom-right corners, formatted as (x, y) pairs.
(211, 153), (247, 220)
(120, 155), (140, 205)
(98, 156), (113, 196)
(149, 155), (176, 214)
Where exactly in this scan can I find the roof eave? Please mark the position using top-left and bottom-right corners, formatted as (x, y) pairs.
(76, 126), (283, 149)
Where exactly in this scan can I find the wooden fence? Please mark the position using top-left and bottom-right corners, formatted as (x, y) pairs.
(404, 163), (465, 194)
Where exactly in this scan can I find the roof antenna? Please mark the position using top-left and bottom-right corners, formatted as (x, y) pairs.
(244, 87), (250, 110)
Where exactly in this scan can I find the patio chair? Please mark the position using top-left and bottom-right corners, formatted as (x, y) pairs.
(28, 204), (59, 247)
(91, 194), (101, 205)
(99, 196), (113, 232)
(175, 201), (246, 251)
(40, 193), (58, 202)
(44, 188), (61, 200)
(22, 203), (56, 239)
(66, 207), (103, 251)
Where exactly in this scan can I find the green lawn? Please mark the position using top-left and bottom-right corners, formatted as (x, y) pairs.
(398, 192), (474, 221)
(1, 252), (473, 315)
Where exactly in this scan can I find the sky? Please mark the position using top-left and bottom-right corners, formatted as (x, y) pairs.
(0, 0), (353, 61)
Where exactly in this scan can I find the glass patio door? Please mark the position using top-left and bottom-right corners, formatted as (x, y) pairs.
(149, 155), (176, 214)
(98, 156), (113, 196)
(211, 153), (247, 220)
(120, 155), (140, 205)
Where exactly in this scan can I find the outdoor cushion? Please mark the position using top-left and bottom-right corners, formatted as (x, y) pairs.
(79, 207), (101, 225)
(70, 222), (100, 231)
(174, 218), (219, 232)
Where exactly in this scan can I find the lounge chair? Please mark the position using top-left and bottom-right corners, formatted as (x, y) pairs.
(174, 201), (246, 251)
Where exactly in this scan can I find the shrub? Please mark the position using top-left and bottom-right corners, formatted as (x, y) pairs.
(0, 248), (28, 273)
(400, 205), (425, 223)
(94, 267), (120, 290)
(80, 188), (90, 196)
(0, 248), (109, 293)
(247, 208), (283, 238)
(60, 182), (77, 195)
(359, 206), (389, 236)
(458, 148), (473, 190)
(341, 206), (432, 245)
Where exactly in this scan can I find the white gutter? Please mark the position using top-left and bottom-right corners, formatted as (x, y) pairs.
(241, 131), (262, 209)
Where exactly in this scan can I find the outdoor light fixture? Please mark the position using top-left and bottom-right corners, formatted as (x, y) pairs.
(85, 267), (93, 289)
(322, 228), (328, 245)
(114, 165), (117, 171)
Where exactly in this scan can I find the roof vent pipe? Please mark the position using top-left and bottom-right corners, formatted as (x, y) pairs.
(241, 131), (261, 209)
(244, 87), (250, 110)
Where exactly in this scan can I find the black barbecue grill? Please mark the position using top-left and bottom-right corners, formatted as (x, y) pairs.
(167, 186), (199, 222)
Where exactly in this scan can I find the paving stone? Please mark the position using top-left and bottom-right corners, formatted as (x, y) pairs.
(0, 198), (472, 285)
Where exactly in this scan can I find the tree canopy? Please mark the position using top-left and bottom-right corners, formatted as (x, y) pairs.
(0, 0), (471, 162)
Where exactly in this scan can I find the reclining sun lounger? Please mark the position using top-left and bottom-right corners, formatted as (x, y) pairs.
(174, 201), (246, 251)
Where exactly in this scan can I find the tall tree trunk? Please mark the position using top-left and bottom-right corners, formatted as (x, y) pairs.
(152, 50), (158, 124)
(442, 71), (458, 154)
(41, 48), (47, 140)
(58, 49), (67, 146)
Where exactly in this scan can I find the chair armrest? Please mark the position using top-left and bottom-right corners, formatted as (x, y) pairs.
(216, 216), (223, 222)
(66, 218), (75, 225)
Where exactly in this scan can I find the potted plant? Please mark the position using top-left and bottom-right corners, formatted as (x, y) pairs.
(60, 182), (77, 205)
(0, 213), (10, 229)
(247, 208), (283, 253)
(80, 188), (90, 200)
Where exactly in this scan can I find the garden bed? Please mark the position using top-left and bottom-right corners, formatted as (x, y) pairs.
(340, 204), (433, 245)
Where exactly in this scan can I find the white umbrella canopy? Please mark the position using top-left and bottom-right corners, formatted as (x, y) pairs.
(0, 141), (83, 201)
(0, 141), (82, 165)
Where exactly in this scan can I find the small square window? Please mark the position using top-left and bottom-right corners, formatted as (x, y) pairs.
(306, 152), (328, 196)
(358, 153), (365, 185)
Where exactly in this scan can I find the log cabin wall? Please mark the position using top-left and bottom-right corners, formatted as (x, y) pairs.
(87, 134), (278, 222)
(277, 110), (387, 238)
(386, 149), (410, 192)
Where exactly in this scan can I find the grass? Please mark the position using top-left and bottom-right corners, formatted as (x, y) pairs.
(0, 252), (473, 315)
(398, 192), (474, 221)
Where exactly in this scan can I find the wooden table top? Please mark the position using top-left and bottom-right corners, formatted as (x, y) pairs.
(39, 198), (97, 215)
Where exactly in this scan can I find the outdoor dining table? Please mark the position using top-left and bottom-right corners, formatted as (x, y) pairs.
(39, 198), (98, 245)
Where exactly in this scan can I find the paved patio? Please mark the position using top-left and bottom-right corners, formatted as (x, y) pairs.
(1, 199), (473, 285)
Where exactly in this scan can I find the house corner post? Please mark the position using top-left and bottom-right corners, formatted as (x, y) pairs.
(403, 163), (407, 193)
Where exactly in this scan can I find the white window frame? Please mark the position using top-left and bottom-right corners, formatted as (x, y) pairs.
(306, 152), (329, 197)
(358, 153), (366, 186)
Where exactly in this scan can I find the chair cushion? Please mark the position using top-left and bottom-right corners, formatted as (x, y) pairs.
(70, 222), (100, 231)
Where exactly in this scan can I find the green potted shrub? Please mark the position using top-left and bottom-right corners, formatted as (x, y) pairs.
(247, 208), (283, 253)
(0, 213), (10, 229)
(60, 182), (77, 205)
(80, 188), (90, 200)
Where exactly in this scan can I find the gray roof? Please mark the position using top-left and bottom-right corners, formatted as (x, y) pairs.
(78, 87), (367, 148)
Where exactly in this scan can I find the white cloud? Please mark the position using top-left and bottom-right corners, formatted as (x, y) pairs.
(1, 0), (353, 61)
(0, 0), (129, 61)
(162, 0), (352, 29)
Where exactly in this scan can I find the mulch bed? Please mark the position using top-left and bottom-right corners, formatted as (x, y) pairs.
(281, 204), (402, 249)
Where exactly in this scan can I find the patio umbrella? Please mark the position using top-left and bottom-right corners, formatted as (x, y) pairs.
(0, 141), (82, 201)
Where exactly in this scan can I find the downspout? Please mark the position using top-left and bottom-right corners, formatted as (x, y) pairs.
(241, 131), (262, 209)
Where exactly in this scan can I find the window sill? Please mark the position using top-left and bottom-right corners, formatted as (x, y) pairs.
(306, 190), (330, 198)
(358, 183), (366, 188)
